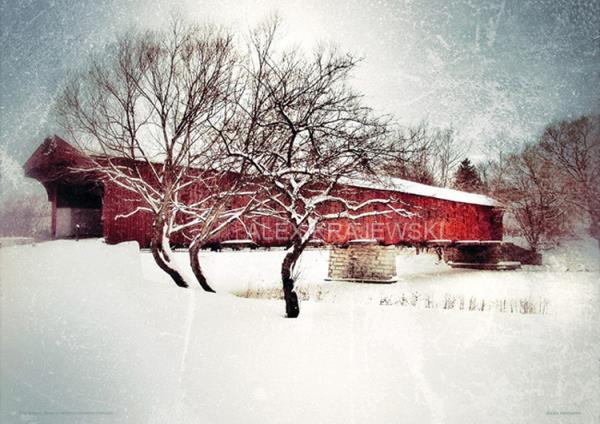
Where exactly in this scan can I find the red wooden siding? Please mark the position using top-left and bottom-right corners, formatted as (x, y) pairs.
(25, 136), (504, 248)
(101, 176), (503, 248)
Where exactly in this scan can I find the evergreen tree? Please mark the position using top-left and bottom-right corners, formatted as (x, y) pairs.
(453, 158), (484, 192)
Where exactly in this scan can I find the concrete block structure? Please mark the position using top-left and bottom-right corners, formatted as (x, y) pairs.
(328, 241), (398, 282)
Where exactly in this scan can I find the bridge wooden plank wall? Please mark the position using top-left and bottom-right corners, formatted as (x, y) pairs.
(26, 136), (504, 249)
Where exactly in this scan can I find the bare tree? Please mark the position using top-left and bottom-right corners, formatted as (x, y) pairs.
(384, 124), (435, 184)
(539, 115), (600, 245)
(489, 146), (572, 251)
(56, 20), (239, 290)
(383, 123), (465, 187)
(169, 169), (274, 290)
(216, 21), (412, 317)
(431, 127), (466, 187)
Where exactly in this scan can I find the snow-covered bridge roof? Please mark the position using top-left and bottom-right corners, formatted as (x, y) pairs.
(26, 135), (500, 208)
(342, 176), (500, 207)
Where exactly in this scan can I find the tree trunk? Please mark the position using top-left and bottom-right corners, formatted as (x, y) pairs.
(281, 244), (303, 318)
(150, 220), (188, 288)
(189, 239), (215, 293)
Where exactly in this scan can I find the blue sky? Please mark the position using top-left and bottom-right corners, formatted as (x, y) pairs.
(1, 0), (598, 163)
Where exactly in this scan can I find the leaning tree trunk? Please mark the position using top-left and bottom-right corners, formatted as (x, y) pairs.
(189, 239), (215, 293)
(281, 244), (304, 318)
(150, 220), (189, 288)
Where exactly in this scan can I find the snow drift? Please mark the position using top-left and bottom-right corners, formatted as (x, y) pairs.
(1, 239), (599, 423)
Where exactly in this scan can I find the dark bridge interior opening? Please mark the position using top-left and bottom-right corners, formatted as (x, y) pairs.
(54, 183), (103, 239)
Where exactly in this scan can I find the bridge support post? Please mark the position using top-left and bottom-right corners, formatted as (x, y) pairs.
(443, 242), (542, 269)
(327, 240), (397, 283)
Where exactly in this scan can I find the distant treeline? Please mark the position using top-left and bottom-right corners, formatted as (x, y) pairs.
(385, 115), (600, 251)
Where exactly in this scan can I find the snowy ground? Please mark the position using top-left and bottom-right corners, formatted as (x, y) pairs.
(1, 239), (599, 423)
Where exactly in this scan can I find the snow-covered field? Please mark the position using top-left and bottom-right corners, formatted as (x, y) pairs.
(1, 239), (599, 423)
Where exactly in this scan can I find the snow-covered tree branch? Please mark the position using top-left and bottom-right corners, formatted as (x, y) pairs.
(219, 18), (413, 317)
(56, 19), (240, 290)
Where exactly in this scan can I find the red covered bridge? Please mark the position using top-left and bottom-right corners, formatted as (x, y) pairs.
(25, 136), (505, 250)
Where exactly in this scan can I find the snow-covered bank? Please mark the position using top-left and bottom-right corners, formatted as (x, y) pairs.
(1, 240), (599, 423)
(142, 244), (599, 318)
